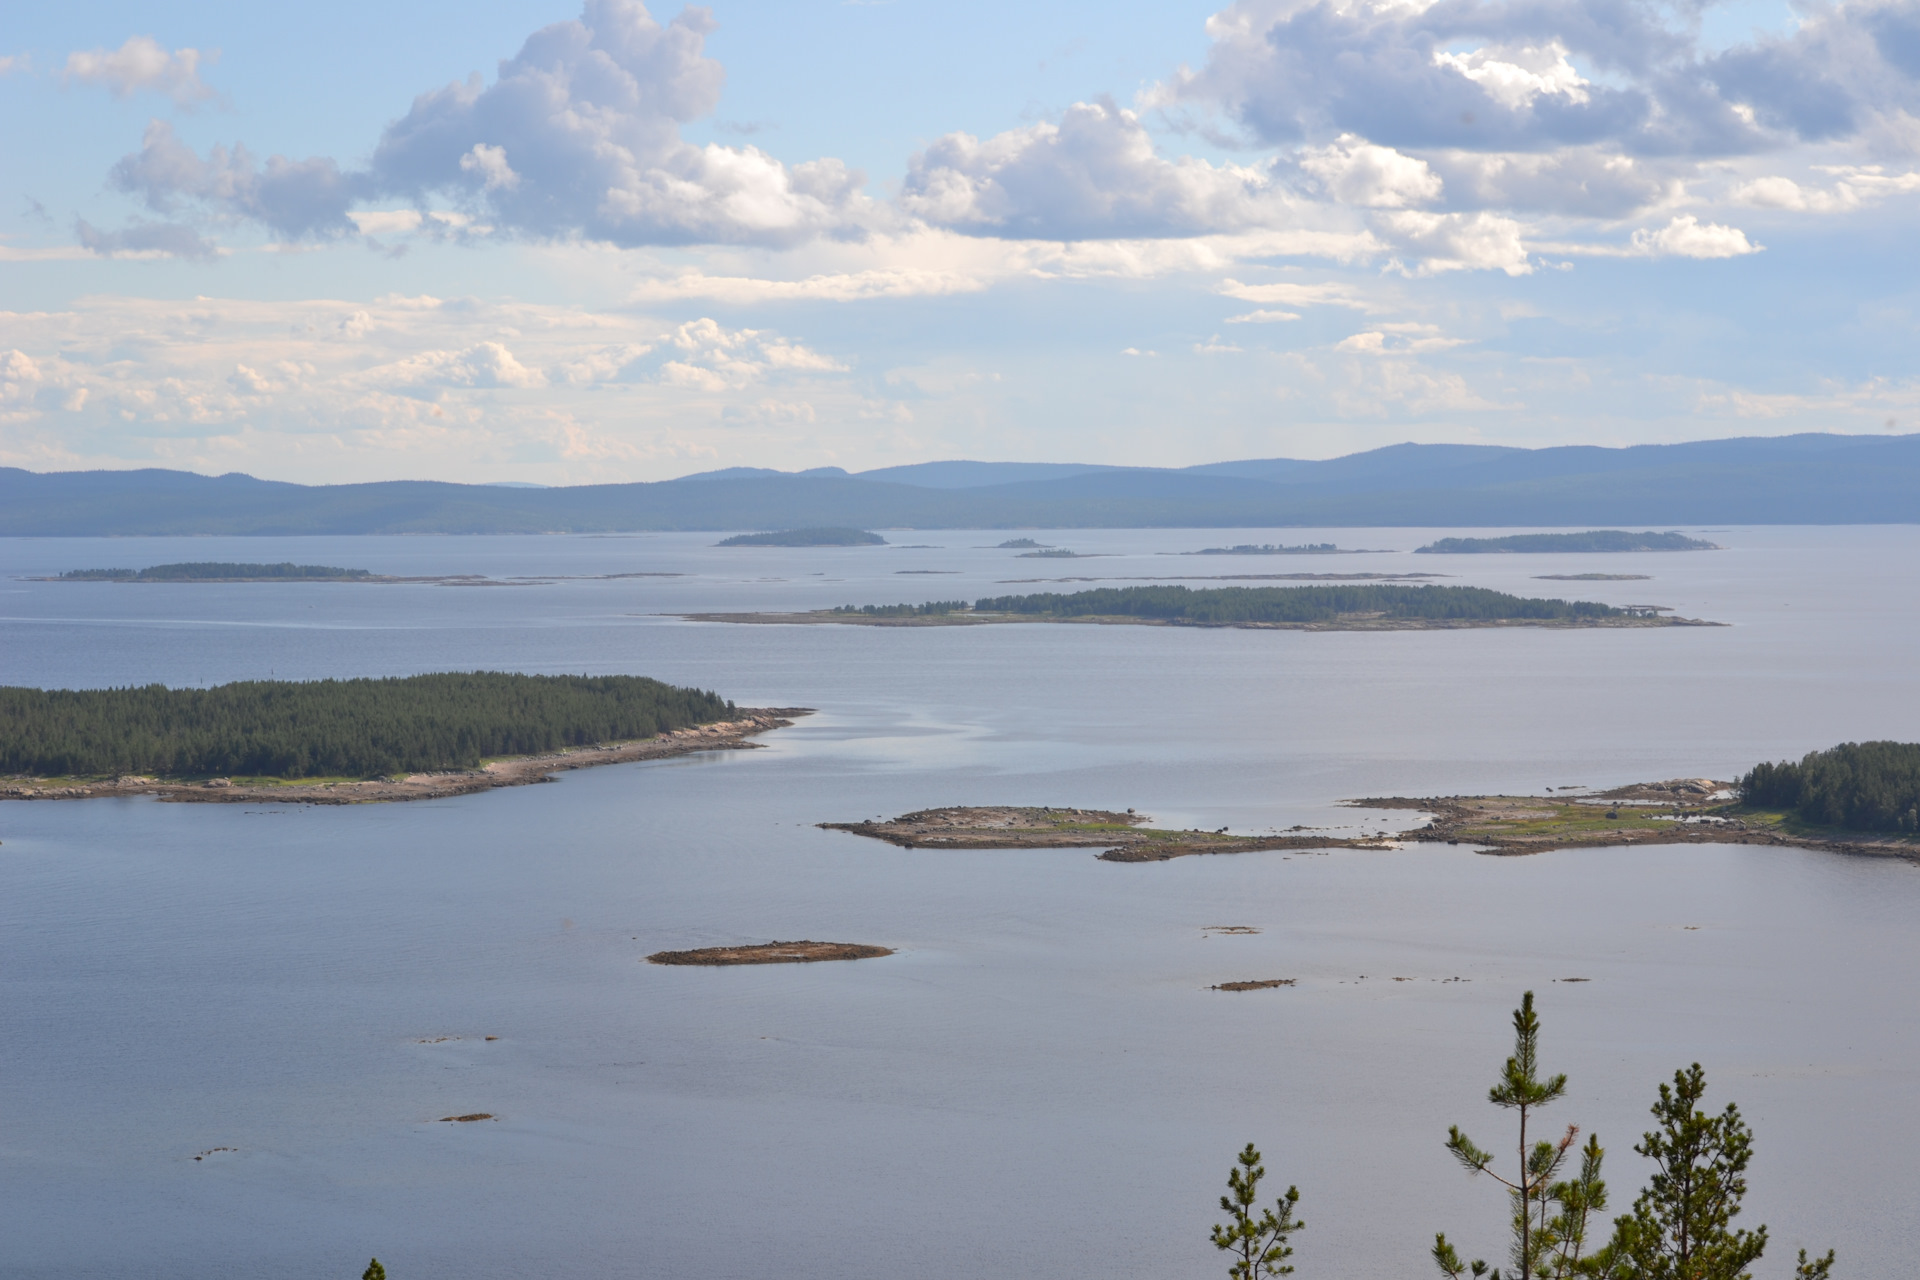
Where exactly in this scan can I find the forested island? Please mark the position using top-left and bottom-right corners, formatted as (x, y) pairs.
(0, 672), (802, 803)
(1415, 531), (1719, 553)
(716, 527), (885, 546)
(691, 584), (1714, 630)
(57, 562), (375, 582)
(1184, 543), (1351, 555)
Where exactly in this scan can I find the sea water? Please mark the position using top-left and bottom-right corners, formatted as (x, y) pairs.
(1, 527), (1915, 1279)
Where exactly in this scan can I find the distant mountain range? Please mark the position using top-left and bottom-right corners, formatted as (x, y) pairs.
(4, 433), (1917, 535)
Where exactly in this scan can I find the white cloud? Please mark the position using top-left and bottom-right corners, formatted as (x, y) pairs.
(1218, 278), (1373, 309)
(0, 54), (30, 76)
(1377, 211), (1532, 274)
(629, 266), (988, 303)
(1731, 167), (1920, 213)
(97, 1), (872, 249)
(1335, 322), (1470, 353)
(1432, 42), (1590, 112)
(1629, 215), (1762, 258)
(1298, 135), (1441, 207)
(0, 294), (866, 477)
(1225, 309), (1302, 323)
(458, 144), (521, 192)
(64, 36), (218, 107)
(901, 99), (1296, 238)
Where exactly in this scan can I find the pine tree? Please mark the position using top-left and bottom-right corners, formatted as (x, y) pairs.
(1433, 992), (1608, 1280)
(362, 1260), (386, 1280)
(1594, 1064), (1834, 1280)
(1211, 1142), (1304, 1280)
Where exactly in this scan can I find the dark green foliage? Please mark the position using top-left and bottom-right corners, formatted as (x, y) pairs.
(716, 527), (885, 546)
(1594, 1065), (1768, 1280)
(0, 672), (732, 779)
(1739, 741), (1920, 832)
(1435, 992), (1608, 1280)
(830, 601), (970, 616)
(1211, 1142), (1303, 1280)
(362, 1260), (386, 1280)
(994, 538), (1046, 548)
(1189, 543), (1339, 555)
(972, 584), (1620, 623)
(1415, 532), (1717, 554)
(60, 562), (372, 581)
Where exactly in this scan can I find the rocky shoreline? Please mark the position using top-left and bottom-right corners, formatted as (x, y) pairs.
(0, 709), (809, 806)
(684, 611), (1718, 631)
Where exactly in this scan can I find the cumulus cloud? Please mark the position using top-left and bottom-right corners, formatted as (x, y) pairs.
(74, 217), (219, 261)
(64, 36), (218, 107)
(1297, 135), (1441, 207)
(1377, 210), (1532, 274)
(96, 1), (870, 249)
(0, 293), (874, 475)
(1628, 215), (1762, 258)
(109, 119), (364, 239)
(1731, 165), (1920, 212)
(902, 99), (1295, 238)
(1163, 0), (1920, 159)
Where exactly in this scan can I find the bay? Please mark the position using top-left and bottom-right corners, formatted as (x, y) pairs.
(1, 526), (1915, 1279)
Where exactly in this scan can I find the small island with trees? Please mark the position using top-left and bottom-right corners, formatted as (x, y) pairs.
(0, 672), (804, 804)
(686, 584), (1716, 630)
(716, 527), (886, 546)
(827, 742), (1920, 864)
(1182, 543), (1376, 556)
(1415, 531), (1720, 553)
(55, 561), (378, 582)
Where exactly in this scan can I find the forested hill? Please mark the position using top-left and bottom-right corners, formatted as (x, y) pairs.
(0, 673), (732, 779)
(6, 433), (1920, 533)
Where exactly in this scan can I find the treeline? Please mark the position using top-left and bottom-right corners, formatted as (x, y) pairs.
(1739, 741), (1920, 832)
(60, 562), (373, 581)
(1189, 542), (1339, 555)
(0, 672), (732, 779)
(1415, 531), (1718, 554)
(970, 584), (1621, 623)
(832, 601), (970, 617)
(1218, 993), (1835, 1280)
(717, 527), (885, 546)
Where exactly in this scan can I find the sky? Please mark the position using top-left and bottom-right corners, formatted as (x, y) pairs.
(3, 0), (1920, 484)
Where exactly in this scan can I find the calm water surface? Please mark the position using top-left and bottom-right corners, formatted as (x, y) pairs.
(1, 528), (1915, 1279)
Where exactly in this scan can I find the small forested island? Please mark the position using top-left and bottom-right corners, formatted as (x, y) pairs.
(716, 527), (885, 547)
(56, 562), (376, 582)
(0, 672), (803, 804)
(1017, 548), (1094, 558)
(1183, 543), (1362, 556)
(1415, 531), (1719, 554)
(687, 584), (1715, 630)
(991, 538), (1049, 549)
(1534, 573), (1652, 581)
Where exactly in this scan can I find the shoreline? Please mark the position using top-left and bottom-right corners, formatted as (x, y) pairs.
(681, 611), (1720, 631)
(825, 790), (1920, 863)
(0, 709), (809, 806)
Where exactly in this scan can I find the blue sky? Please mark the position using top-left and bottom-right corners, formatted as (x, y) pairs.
(3, 0), (1917, 483)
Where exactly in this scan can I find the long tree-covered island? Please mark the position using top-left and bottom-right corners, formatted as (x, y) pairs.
(685, 583), (1716, 630)
(0, 672), (804, 804)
